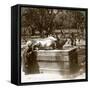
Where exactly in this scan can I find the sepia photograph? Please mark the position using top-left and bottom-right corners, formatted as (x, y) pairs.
(20, 6), (88, 83)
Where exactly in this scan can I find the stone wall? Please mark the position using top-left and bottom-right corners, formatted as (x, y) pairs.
(35, 47), (79, 75)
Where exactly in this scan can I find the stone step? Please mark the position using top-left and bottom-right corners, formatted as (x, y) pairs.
(38, 61), (70, 69)
(39, 68), (70, 75)
(37, 56), (69, 61)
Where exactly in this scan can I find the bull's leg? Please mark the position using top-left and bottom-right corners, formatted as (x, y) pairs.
(51, 42), (56, 49)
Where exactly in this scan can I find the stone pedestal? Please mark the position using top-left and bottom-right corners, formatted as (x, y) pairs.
(34, 47), (78, 75)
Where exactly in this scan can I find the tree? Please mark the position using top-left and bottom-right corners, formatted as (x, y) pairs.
(21, 8), (59, 37)
(21, 8), (85, 38)
(54, 10), (85, 37)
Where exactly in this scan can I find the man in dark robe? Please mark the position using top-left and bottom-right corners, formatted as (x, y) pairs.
(22, 42), (40, 75)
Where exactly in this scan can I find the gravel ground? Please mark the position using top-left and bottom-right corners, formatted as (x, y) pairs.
(21, 70), (85, 83)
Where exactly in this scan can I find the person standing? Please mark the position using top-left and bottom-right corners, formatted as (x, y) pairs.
(22, 41), (40, 74)
(70, 32), (76, 46)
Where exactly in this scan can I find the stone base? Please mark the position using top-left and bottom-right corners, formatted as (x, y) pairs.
(35, 47), (79, 75)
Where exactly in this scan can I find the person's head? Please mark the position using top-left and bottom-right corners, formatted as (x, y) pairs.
(26, 40), (32, 48)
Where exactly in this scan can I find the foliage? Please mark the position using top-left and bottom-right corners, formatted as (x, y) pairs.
(21, 8), (85, 37)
